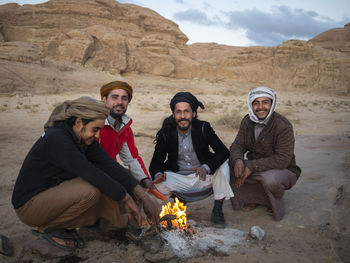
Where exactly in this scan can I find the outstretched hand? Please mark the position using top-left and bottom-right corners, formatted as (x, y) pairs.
(140, 178), (156, 190)
(124, 198), (142, 227)
(142, 194), (160, 225)
(133, 185), (160, 226)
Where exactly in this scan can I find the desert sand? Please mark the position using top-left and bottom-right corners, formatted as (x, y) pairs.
(0, 76), (349, 262)
(0, 1), (349, 261)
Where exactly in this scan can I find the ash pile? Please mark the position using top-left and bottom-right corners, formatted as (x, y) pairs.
(132, 220), (248, 262)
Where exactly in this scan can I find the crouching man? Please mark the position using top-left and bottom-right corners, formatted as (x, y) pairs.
(11, 97), (159, 252)
(229, 86), (301, 220)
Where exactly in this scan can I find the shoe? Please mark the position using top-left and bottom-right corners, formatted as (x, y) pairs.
(0, 235), (14, 257)
(243, 203), (258, 211)
(31, 228), (84, 251)
(211, 206), (226, 228)
(266, 207), (273, 216)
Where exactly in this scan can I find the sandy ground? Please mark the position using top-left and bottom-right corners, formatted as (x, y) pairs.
(0, 83), (349, 263)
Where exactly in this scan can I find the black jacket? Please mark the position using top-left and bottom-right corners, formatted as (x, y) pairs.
(12, 121), (138, 209)
(149, 117), (229, 179)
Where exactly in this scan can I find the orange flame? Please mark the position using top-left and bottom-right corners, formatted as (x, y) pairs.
(160, 197), (188, 230)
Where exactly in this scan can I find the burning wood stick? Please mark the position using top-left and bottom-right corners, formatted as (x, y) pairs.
(146, 188), (166, 200)
(160, 214), (177, 230)
(153, 173), (166, 184)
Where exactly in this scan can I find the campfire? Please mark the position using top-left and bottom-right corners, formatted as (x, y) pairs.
(155, 197), (247, 259)
(159, 197), (188, 231)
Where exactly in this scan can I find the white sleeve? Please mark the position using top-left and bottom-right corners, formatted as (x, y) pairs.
(118, 141), (148, 182)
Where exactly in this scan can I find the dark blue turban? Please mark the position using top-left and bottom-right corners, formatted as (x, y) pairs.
(170, 92), (204, 112)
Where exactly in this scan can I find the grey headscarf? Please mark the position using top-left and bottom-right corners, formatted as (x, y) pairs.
(247, 86), (276, 124)
(44, 96), (109, 130)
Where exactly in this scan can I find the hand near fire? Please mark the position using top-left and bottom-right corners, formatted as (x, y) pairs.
(133, 185), (160, 226)
(140, 178), (156, 190)
(123, 196), (143, 227)
(141, 193), (160, 225)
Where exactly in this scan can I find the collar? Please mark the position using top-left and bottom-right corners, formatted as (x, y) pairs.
(60, 121), (87, 150)
(106, 114), (130, 128)
(177, 125), (192, 138)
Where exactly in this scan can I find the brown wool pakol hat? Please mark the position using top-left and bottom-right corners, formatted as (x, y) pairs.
(100, 81), (133, 102)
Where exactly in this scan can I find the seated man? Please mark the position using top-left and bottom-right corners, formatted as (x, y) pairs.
(11, 97), (159, 252)
(149, 92), (234, 228)
(99, 81), (154, 191)
(229, 86), (301, 221)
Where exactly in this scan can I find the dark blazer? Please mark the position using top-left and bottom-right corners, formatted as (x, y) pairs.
(149, 117), (229, 179)
(229, 112), (301, 178)
(12, 121), (138, 209)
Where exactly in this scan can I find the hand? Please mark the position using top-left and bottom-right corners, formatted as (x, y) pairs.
(235, 166), (252, 188)
(141, 194), (160, 225)
(153, 173), (167, 184)
(140, 178), (155, 190)
(234, 159), (244, 178)
(124, 197), (142, 227)
(133, 185), (160, 226)
(192, 166), (207, 181)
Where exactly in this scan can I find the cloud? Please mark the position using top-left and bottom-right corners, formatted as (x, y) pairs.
(175, 0), (184, 4)
(222, 5), (348, 46)
(202, 2), (211, 10)
(173, 9), (219, 26)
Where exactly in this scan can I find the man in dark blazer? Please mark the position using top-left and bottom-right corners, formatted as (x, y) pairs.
(149, 92), (234, 228)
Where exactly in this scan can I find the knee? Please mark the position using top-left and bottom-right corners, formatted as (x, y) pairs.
(261, 176), (279, 190)
(216, 161), (230, 180)
(261, 176), (284, 198)
(78, 182), (101, 205)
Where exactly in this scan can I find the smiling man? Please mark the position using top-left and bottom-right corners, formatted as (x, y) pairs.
(149, 92), (234, 228)
(11, 97), (159, 253)
(229, 86), (301, 221)
(99, 81), (155, 191)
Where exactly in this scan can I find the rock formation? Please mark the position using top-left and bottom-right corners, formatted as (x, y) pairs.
(0, 0), (349, 94)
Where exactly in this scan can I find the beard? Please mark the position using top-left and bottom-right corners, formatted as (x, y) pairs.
(110, 105), (126, 119)
(177, 118), (192, 132)
(79, 126), (94, 145)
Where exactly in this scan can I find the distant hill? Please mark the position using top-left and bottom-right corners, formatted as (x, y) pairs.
(0, 0), (349, 94)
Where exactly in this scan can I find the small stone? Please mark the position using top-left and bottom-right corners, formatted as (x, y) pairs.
(297, 225), (305, 229)
(140, 236), (163, 254)
(318, 222), (330, 231)
(249, 226), (265, 241)
(119, 244), (127, 251)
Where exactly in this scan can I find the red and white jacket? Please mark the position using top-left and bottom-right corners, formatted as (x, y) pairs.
(99, 114), (150, 182)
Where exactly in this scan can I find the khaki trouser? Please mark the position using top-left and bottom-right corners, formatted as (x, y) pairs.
(15, 177), (127, 230)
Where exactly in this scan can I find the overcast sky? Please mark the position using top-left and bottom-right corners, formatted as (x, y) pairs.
(1, 0), (349, 46)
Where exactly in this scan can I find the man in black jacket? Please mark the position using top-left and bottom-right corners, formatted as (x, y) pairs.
(149, 92), (234, 227)
(12, 97), (159, 252)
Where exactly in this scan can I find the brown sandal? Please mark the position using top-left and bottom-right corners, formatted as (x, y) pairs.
(243, 203), (258, 211)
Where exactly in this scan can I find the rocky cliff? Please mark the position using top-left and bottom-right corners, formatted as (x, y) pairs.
(0, 0), (349, 94)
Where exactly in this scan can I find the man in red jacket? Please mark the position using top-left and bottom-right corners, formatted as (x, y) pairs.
(99, 81), (154, 190)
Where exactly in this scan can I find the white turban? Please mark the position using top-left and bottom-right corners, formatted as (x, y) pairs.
(247, 86), (276, 124)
